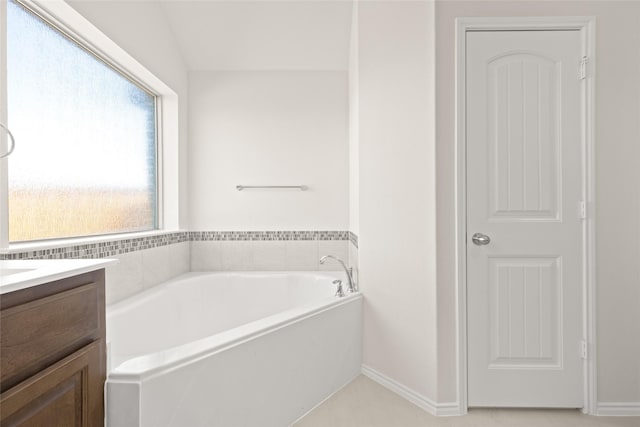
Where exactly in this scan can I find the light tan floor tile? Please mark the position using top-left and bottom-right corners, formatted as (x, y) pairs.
(293, 376), (640, 427)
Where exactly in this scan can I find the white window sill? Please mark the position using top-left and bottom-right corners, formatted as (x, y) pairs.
(0, 229), (186, 255)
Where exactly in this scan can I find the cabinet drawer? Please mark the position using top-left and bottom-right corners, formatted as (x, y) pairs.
(0, 340), (104, 427)
(1, 283), (101, 391)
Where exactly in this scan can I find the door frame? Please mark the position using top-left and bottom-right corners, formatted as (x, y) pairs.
(454, 16), (597, 415)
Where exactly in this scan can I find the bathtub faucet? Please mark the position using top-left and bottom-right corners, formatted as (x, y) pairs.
(319, 255), (357, 293)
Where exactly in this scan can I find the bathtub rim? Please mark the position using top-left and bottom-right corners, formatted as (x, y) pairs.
(106, 270), (348, 317)
(107, 272), (361, 382)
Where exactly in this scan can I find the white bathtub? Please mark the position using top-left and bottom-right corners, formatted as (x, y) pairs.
(106, 271), (363, 427)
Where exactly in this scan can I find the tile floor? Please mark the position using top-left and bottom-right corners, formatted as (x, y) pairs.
(293, 376), (639, 427)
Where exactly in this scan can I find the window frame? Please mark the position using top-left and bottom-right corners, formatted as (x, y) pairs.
(0, 0), (180, 251)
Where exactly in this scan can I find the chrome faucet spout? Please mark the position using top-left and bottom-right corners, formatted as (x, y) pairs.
(320, 255), (357, 293)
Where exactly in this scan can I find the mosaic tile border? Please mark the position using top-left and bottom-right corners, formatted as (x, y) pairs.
(189, 230), (349, 242)
(349, 231), (358, 249)
(0, 230), (352, 260)
(0, 232), (190, 260)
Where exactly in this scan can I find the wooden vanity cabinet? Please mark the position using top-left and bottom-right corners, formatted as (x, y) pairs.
(0, 270), (106, 427)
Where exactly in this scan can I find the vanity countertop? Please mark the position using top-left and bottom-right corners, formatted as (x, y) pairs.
(0, 259), (118, 295)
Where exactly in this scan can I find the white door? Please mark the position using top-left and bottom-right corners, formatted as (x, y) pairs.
(466, 30), (584, 407)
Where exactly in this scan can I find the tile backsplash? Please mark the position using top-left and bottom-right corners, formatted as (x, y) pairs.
(106, 241), (190, 304)
(0, 230), (351, 260)
(1, 230), (358, 305)
(190, 238), (351, 272)
(348, 231), (358, 249)
(191, 230), (349, 242)
(0, 232), (190, 260)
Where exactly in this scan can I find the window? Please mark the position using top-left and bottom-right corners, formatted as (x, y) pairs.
(5, 0), (158, 242)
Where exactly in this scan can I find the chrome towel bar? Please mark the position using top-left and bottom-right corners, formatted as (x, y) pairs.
(0, 122), (15, 159)
(236, 185), (308, 191)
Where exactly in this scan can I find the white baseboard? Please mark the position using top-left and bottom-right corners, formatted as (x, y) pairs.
(596, 402), (640, 416)
(361, 365), (463, 416)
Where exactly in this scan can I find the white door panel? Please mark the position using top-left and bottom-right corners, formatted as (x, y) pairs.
(466, 30), (583, 407)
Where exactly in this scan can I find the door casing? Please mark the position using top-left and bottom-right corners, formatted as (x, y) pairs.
(454, 16), (596, 415)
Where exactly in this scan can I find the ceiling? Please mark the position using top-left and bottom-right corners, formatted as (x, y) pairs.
(159, 1), (354, 70)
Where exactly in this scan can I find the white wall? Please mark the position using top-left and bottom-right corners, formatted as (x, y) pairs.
(436, 0), (640, 407)
(357, 0), (439, 404)
(159, 0), (352, 71)
(188, 70), (349, 231)
(68, 0), (190, 229)
(348, 0), (359, 237)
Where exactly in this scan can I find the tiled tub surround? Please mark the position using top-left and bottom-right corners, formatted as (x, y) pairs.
(106, 242), (190, 305)
(191, 231), (350, 242)
(0, 231), (352, 260)
(0, 233), (191, 305)
(0, 232), (190, 260)
(191, 239), (350, 271)
(348, 234), (359, 286)
(0, 231), (358, 305)
(189, 232), (357, 273)
(348, 231), (358, 249)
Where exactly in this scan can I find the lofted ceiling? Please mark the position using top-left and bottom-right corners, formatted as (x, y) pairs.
(159, 1), (353, 71)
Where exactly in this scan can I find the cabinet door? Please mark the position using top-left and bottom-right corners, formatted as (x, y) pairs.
(1, 280), (102, 392)
(0, 340), (104, 427)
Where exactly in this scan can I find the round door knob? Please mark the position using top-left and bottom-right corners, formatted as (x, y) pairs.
(472, 233), (491, 246)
